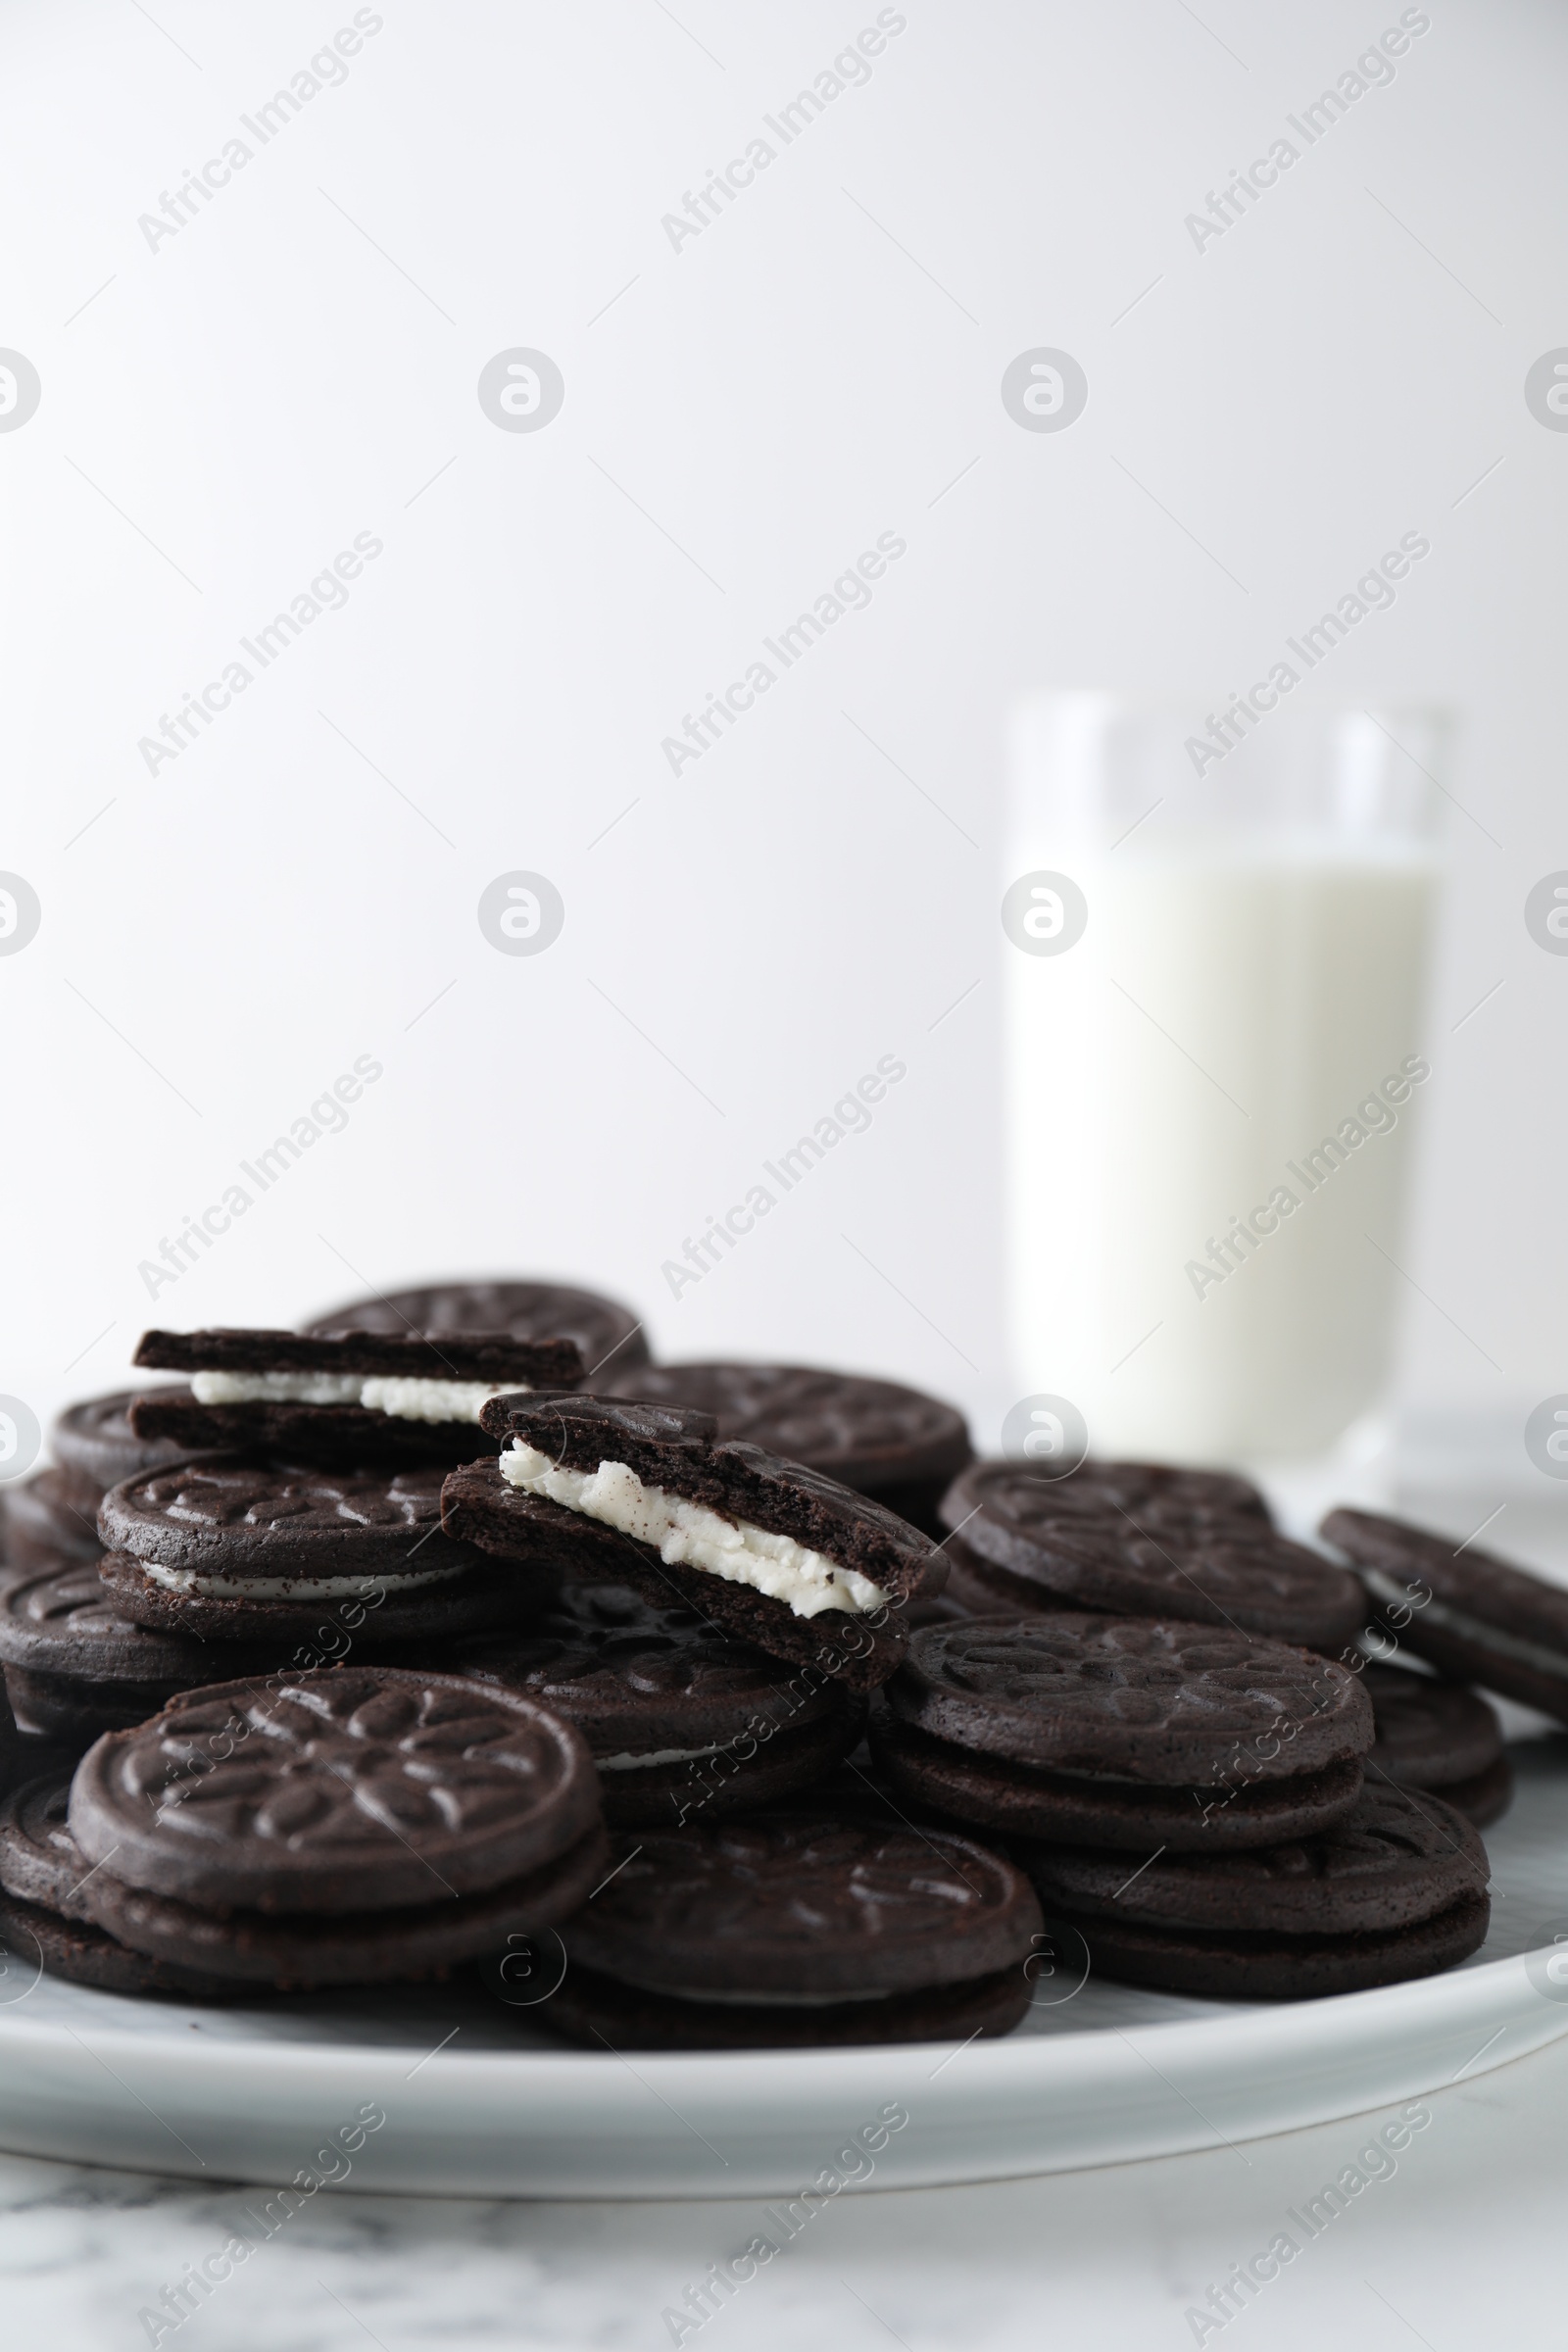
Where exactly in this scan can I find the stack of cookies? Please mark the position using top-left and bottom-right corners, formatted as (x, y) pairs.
(0, 1666), (607, 1995)
(0, 1270), (1527, 2039)
(866, 1616), (1493, 1997)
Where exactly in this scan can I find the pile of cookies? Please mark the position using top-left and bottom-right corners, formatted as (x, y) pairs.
(0, 1271), (1542, 2044)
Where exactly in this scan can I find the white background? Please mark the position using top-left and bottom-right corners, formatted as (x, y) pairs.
(2, 0), (1564, 1463)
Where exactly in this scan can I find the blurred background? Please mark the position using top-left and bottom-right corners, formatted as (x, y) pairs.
(1, 0), (1563, 1544)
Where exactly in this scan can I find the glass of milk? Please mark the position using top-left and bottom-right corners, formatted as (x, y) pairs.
(1004, 693), (1446, 1474)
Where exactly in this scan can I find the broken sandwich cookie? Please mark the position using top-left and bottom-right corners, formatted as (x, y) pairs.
(128, 1326), (584, 1467)
(443, 1394), (946, 1687)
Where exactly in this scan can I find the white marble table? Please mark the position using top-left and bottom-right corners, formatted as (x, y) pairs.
(2, 2023), (1560, 2351)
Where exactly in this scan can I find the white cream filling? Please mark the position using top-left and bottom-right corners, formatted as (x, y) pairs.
(597, 1740), (732, 1772)
(137, 1562), (467, 1598)
(189, 1371), (513, 1425)
(1361, 1567), (1568, 1681)
(499, 1444), (887, 1620)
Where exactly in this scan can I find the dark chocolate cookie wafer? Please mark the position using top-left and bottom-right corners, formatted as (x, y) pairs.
(1024, 1782), (1490, 1999)
(310, 1278), (649, 1374)
(3, 1471), (103, 1567)
(71, 1667), (608, 1986)
(130, 1328), (584, 1469)
(1324, 1507), (1568, 1727)
(0, 1560), (280, 1750)
(0, 1772), (238, 1997)
(0, 1771), (98, 1917)
(548, 1815), (1041, 2047)
(458, 1583), (862, 1825)
(1361, 1661), (1511, 1825)
(448, 1394), (947, 1689)
(871, 1617), (1370, 1850)
(51, 1390), (186, 1500)
(83, 1838), (610, 1990)
(601, 1362), (970, 1539)
(545, 1959), (1032, 2050)
(98, 1458), (553, 1642)
(941, 1462), (1362, 1651)
(0, 1889), (240, 2000)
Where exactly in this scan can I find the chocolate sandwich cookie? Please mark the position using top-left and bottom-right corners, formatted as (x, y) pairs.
(1361, 1660), (1512, 1829)
(0, 1559), (281, 1753)
(3, 1470), (104, 1568)
(129, 1327), (584, 1470)
(446, 1394), (947, 1690)
(310, 1278), (649, 1375)
(98, 1458), (556, 1643)
(600, 1362), (971, 1540)
(70, 1667), (608, 1987)
(1323, 1507), (1568, 1728)
(1025, 1781), (1490, 1999)
(51, 1389), (187, 1502)
(547, 1814), (1043, 2048)
(870, 1618), (1370, 1851)
(458, 1583), (862, 1825)
(940, 1461), (1362, 1652)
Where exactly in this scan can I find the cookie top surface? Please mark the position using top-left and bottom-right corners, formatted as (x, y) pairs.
(0, 1560), (270, 1682)
(942, 1463), (1358, 1646)
(98, 1459), (487, 1578)
(887, 1616), (1373, 1785)
(1028, 1781), (1487, 1936)
(599, 1362), (970, 1494)
(50, 1392), (185, 1491)
(133, 1327), (583, 1387)
(308, 1279), (648, 1373)
(477, 1393), (939, 1601)
(69, 1666), (600, 1912)
(564, 1814), (1041, 1995)
(1362, 1662), (1504, 1785)
(942, 1457), (1268, 1541)
(1324, 1508), (1568, 1650)
(457, 1582), (837, 1752)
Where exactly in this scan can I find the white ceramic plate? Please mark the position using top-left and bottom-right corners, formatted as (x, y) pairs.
(1, 1740), (1565, 2197)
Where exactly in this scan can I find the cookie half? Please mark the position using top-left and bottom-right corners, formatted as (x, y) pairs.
(446, 1394), (946, 1689)
(309, 1278), (649, 1375)
(130, 1327), (584, 1469)
(600, 1361), (971, 1539)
